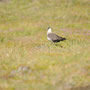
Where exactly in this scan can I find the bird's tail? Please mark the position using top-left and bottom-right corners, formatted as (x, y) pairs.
(61, 38), (66, 41)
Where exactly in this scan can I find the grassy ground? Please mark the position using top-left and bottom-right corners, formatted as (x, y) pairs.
(0, 0), (90, 90)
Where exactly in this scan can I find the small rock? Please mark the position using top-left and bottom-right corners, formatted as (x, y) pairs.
(8, 70), (16, 78)
(10, 70), (16, 75)
(0, 0), (10, 2)
(18, 66), (31, 74)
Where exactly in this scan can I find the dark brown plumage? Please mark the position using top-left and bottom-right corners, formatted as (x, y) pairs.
(47, 27), (66, 43)
(47, 33), (66, 42)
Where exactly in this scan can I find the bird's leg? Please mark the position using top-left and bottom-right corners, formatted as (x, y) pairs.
(50, 41), (53, 44)
(49, 41), (54, 46)
(56, 43), (63, 48)
(54, 43), (58, 46)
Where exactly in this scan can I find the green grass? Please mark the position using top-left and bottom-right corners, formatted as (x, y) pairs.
(0, 0), (90, 90)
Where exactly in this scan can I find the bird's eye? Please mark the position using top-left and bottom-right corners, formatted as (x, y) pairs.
(47, 27), (50, 29)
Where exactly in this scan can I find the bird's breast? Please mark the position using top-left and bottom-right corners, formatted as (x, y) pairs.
(47, 36), (51, 41)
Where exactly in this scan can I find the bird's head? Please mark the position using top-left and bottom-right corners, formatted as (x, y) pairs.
(47, 27), (52, 34)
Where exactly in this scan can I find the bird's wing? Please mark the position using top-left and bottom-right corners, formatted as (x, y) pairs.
(48, 33), (63, 41)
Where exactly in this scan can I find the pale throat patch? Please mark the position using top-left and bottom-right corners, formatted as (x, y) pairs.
(47, 28), (52, 41)
(47, 28), (52, 34)
(47, 36), (51, 41)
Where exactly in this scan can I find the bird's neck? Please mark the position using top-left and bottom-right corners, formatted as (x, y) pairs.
(47, 28), (52, 34)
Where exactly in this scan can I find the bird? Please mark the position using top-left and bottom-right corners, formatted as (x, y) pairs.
(47, 27), (66, 43)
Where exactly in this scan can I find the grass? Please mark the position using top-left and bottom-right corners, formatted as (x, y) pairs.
(0, 0), (90, 90)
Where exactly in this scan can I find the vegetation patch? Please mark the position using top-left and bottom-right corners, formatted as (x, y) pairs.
(0, 0), (90, 89)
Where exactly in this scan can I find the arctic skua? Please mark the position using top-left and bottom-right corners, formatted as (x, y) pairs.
(47, 27), (66, 43)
